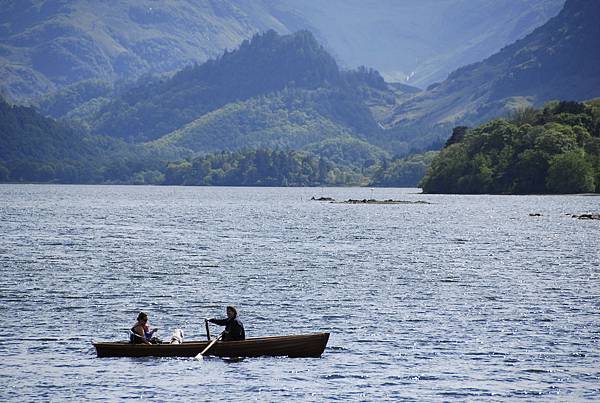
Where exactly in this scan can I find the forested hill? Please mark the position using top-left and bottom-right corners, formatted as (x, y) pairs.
(386, 0), (600, 132)
(0, 95), (187, 183)
(0, 30), (421, 186)
(0, 96), (95, 181)
(420, 100), (600, 194)
(0, 96), (87, 162)
(80, 30), (394, 149)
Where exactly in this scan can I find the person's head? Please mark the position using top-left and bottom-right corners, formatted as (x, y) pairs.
(226, 305), (237, 319)
(137, 312), (148, 323)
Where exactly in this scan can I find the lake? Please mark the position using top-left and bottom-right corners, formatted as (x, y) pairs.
(0, 184), (598, 401)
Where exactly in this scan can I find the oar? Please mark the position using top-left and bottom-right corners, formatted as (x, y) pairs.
(194, 332), (223, 361)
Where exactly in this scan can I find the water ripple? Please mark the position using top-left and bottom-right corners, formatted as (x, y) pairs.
(1, 185), (599, 401)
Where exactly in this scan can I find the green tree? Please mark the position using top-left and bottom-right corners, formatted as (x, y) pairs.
(420, 144), (469, 193)
(422, 101), (600, 194)
(546, 150), (595, 193)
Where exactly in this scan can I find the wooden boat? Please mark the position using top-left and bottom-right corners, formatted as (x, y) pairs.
(93, 332), (329, 358)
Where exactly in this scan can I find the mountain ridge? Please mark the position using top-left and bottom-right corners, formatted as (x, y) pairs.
(0, 0), (563, 100)
(386, 0), (600, 134)
(84, 30), (376, 143)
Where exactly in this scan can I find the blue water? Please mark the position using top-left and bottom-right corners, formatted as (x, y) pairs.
(0, 185), (599, 401)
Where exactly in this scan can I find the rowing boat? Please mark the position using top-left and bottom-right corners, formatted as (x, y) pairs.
(93, 332), (329, 358)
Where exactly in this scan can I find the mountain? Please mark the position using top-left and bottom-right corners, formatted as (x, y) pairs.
(0, 0), (563, 101)
(0, 30), (401, 184)
(386, 0), (600, 134)
(280, 0), (564, 86)
(79, 31), (401, 154)
(0, 0), (307, 101)
(85, 30), (345, 141)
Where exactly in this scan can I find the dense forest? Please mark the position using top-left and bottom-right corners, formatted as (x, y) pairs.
(164, 149), (359, 186)
(0, 93), (431, 186)
(371, 152), (438, 187)
(420, 100), (600, 194)
(162, 147), (436, 187)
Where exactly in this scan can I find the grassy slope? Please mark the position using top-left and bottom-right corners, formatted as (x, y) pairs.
(153, 90), (357, 152)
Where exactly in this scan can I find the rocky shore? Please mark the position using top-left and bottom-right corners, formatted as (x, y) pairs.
(311, 197), (431, 205)
(572, 213), (600, 220)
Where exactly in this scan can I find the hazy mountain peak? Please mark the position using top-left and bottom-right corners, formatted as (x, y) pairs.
(1, 0), (563, 101)
(385, 0), (600, 134)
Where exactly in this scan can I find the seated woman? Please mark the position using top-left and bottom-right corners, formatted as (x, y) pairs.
(207, 305), (245, 341)
(130, 312), (153, 344)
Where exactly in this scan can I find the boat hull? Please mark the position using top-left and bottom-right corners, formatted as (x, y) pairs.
(93, 333), (329, 358)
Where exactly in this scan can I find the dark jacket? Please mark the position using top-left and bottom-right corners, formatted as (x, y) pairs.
(130, 325), (146, 344)
(209, 317), (245, 340)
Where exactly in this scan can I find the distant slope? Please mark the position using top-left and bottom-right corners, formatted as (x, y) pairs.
(83, 31), (401, 155)
(0, 95), (188, 183)
(154, 88), (358, 153)
(0, 0), (562, 101)
(283, 0), (564, 86)
(386, 0), (600, 132)
(0, 0), (307, 100)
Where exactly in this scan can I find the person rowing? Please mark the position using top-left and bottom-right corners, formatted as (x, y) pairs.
(207, 305), (245, 341)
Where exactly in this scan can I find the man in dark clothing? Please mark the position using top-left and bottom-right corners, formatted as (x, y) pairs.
(208, 305), (245, 341)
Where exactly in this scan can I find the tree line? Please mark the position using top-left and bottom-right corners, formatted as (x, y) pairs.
(164, 148), (365, 186)
(420, 100), (600, 194)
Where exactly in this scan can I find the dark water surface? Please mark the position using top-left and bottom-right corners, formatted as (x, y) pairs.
(1, 185), (599, 401)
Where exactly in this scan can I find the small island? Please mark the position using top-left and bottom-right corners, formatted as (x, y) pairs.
(311, 196), (431, 204)
(572, 213), (600, 220)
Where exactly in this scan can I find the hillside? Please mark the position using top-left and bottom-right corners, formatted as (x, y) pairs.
(0, 0), (562, 101)
(85, 30), (347, 141)
(288, 0), (563, 86)
(0, 96), (187, 183)
(386, 0), (600, 135)
(0, 94), (379, 185)
(0, 95), (102, 181)
(0, 0), (304, 101)
(78, 31), (402, 155)
(153, 84), (391, 153)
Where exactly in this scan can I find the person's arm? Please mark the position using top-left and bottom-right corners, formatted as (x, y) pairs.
(208, 317), (228, 326)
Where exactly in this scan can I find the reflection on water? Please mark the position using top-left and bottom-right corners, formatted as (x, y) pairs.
(1, 185), (599, 400)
